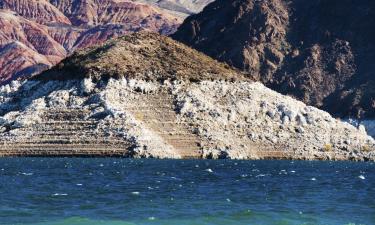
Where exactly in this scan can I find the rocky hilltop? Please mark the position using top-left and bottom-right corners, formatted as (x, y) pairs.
(0, 0), (182, 84)
(0, 32), (373, 160)
(172, 0), (375, 119)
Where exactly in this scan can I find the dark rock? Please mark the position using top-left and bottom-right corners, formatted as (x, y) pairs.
(172, 0), (375, 119)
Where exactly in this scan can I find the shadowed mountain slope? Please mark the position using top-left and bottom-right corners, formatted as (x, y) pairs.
(172, 0), (375, 119)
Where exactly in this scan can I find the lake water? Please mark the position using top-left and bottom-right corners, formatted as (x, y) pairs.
(0, 158), (374, 225)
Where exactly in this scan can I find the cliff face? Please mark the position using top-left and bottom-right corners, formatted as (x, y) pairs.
(172, 0), (375, 119)
(0, 0), (182, 84)
(0, 32), (373, 160)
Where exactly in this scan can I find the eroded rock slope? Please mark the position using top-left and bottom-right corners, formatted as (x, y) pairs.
(0, 32), (374, 160)
(0, 0), (182, 84)
(172, 0), (375, 119)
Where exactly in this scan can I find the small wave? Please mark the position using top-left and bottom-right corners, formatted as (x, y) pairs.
(205, 168), (213, 173)
(255, 174), (270, 178)
(53, 193), (68, 196)
(311, 178), (317, 181)
(358, 175), (365, 180)
(21, 172), (33, 176)
(131, 191), (140, 195)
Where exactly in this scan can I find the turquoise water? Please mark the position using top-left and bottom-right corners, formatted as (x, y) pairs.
(0, 158), (374, 225)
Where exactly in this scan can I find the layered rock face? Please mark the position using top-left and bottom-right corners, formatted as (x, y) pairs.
(0, 32), (373, 160)
(138, 0), (214, 17)
(172, 0), (375, 119)
(0, 0), (182, 84)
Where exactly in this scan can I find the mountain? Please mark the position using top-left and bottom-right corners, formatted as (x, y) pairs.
(138, 0), (214, 17)
(172, 0), (375, 119)
(0, 32), (373, 160)
(0, 0), (182, 84)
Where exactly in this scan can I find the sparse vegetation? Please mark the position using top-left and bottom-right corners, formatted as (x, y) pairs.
(324, 144), (332, 152)
(362, 145), (371, 152)
(33, 32), (245, 83)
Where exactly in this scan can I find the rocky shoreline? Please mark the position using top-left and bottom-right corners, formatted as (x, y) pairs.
(0, 33), (373, 161)
(0, 78), (374, 161)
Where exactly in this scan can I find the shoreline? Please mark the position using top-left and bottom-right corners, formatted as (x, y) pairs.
(1, 151), (374, 162)
(0, 78), (374, 161)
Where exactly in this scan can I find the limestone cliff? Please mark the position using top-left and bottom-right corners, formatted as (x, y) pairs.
(0, 32), (373, 160)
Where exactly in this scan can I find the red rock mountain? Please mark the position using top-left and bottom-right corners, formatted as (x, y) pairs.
(172, 0), (375, 119)
(0, 0), (182, 84)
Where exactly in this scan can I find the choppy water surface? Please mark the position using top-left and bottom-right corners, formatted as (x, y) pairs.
(0, 158), (374, 225)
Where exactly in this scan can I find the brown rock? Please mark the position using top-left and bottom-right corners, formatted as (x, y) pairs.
(34, 32), (243, 82)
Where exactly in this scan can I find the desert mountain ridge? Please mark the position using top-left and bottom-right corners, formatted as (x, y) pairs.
(0, 0), (210, 84)
(172, 0), (375, 119)
(0, 32), (374, 160)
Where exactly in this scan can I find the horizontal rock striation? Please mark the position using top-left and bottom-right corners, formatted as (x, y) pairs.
(0, 32), (374, 160)
(0, 78), (374, 160)
(138, 0), (214, 17)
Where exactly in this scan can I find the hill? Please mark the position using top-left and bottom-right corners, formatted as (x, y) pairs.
(0, 32), (373, 160)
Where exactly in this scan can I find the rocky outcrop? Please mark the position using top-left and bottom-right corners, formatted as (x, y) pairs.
(0, 32), (373, 160)
(172, 0), (375, 119)
(0, 0), (182, 84)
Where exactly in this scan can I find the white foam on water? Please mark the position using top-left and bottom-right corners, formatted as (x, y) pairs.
(76, 183), (83, 186)
(205, 168), (213, 173)
(256, 174), (270, 178)
(131, 191), (140, 195)
(358, 175), (365, 180)
(311, 178), (317, 181)
(21, 172), (33, 176)
(53, 193), (68, 196)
